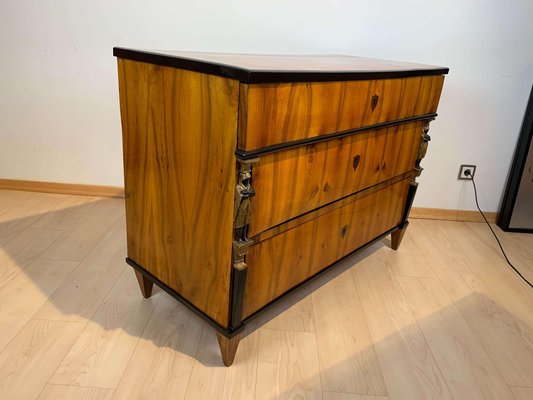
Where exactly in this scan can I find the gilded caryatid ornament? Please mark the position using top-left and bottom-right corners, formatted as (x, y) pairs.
(233, 158), (259, 266)
(415, 120), (432, 178)
(234, 158), (259, 240)
(230, 157), (259, 329)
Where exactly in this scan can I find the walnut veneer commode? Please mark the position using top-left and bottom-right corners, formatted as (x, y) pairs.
(113, 48), (448, 366)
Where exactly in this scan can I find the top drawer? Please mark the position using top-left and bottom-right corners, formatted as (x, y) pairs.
(238, 75), (444, 152)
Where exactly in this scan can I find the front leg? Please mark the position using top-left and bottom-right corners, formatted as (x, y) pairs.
(216, 332), (242, 367)
(391, 223), (408, 250)
(390, 180), (418, 251)
(134, 270), (154, 298)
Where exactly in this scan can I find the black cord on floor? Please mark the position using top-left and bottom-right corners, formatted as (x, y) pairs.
(466, 171), (533, 289)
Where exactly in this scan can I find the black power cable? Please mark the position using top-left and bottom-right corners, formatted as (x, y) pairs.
(464, 169), (533, 289)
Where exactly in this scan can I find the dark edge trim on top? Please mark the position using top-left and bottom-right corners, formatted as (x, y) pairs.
(126, 225), (402, 337)
(113, 47), (449, 84)
(114, 47), (251, 82)
(497, 85), (533, 232)
(236, 113), (437, 159)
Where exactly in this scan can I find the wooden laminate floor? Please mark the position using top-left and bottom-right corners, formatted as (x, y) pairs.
(0, 189), (532, 400)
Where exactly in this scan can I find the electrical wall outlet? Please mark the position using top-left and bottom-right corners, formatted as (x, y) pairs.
(458, 164), (476, 180)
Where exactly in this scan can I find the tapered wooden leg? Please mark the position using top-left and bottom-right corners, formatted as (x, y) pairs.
(391, 178), (418, 251)
(134, 270), (153, 298)
(391, 225), (407, 250)
(216, 332), (241, 366)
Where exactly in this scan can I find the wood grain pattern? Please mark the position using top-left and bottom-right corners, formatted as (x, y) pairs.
(114, 53), (446, 366)
(512, 387), (533, 400)
(464, 221), (533, 283)
(409, 219), (533, 387)
(397, 275), (515, 400)
(119, 49), (447, 74)
(4, 190), (533, 397)
(238, 76), (444, 150)
(118, 59), (239, 327)
(324, 393), (389, 400)
(390, 226), (407, 250)
(0, 192), (65, 245)
(249, 122), (423, 235)
(0, 258), (79, 353)
(49, 268), (156, 389)
(216, 332), (242, 367)
(35, 218), (127, 322)
(39, 198), (124, 262)
(312, 271), (387, 395)
(0, 189), (32, 213)
(134, 270), (153, 298)
(185, 325), (259, 399)
(353, 248), (453, 400)
(242, 177), (410, 318)
(31, 195), (100, 230)
(112, 294), (203, 400)
(436, 221), (533, 333)
(0, 320), (84, 400)
(255, 329), (322, 400)
(37, 385), (114, 400)
(0, 228), (64, 291)
(258, 286), (316, 333)
(388, 229), (435, 278)
(250, 173), (411, 243)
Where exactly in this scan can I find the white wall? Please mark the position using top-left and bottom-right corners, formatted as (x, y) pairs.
(1, 0), (532, 211)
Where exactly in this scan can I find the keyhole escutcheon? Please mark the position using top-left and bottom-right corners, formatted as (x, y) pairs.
(352, 155), (361, 171)
(371, 95), (379, 112)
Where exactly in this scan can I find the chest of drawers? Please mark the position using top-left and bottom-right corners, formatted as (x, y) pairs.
(113, 48), (447, 366)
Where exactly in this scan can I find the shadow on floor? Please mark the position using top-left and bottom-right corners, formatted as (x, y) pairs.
(1, 192), (533, 399)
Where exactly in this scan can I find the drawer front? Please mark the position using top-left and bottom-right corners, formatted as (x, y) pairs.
(248, 121), (423, 236)
(238, 75), (444, 151)
(242, 177), (410, 318)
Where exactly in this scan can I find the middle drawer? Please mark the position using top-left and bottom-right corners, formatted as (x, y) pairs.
(248, 120), (424, 236)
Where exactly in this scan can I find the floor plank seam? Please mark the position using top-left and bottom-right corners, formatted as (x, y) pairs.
(509, 385), (533, 388)
(419, 221), (531, 390)
(256, 326), (316, 334)
(38, 217), (128, 324)
(460, 222), (533, 294)
(307, 298), (324, 398)
(445, 222), (533, 324)
(107, 292), (161, 395)
(392, 272), (460, 400)
(182, 322), (208, 399)
(250, 323), (260, 400)
(348, 267), (390, 398)
(3, 191), (533, 400)
(322, 390), (390, 397)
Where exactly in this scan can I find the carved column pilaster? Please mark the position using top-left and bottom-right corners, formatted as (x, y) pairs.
(414, 120), (432, 179)
(406, 120), (434, 217)
(393, 119), (433, 250)
(229, 157), (259, 329)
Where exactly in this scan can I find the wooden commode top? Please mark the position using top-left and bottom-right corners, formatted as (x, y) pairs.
(113, 48), (448, 81)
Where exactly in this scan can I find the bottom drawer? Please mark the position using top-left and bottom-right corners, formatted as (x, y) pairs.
(242, 177), (410, 318)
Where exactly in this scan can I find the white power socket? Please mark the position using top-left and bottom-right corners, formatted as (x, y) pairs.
(458, 164), (476, 180)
